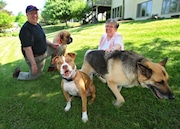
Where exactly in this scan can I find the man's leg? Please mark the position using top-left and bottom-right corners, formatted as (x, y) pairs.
(17, 54), (46, 80)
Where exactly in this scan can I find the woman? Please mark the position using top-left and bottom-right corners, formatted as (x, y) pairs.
(98, 19), (124, 52)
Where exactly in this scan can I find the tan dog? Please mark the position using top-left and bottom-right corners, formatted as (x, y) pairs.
(81, 50), (174, 107)
(53, 30), (73, 55)
(48, 30), (73, 72)
(52, 53), (96, 123)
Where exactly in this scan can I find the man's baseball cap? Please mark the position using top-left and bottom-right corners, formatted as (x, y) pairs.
(26, 5), (39, 13)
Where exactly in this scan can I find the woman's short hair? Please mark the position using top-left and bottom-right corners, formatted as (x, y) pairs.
(106, 19), (119, 29)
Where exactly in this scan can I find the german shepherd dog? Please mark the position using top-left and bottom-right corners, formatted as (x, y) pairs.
(81, 50), (174, 106)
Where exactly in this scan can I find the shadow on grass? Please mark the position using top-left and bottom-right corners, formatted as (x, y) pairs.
(43, 23), (104, 35)
(121, 18), (173, 24)
(126, 38), (180, 89)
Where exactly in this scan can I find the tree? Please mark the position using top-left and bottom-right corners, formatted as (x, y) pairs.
(0, 11), (13, 32)
(0, 0), (6, 10)
(0, 0), (13, 32)
(42, 0), (90, 25)
(15, 12), (26, 27)
(70, 0), (90, 21)
(0, 0), (12, 15)
(42, 0), (71, 26)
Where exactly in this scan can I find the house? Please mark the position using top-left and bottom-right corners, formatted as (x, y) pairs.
(86, 0), (112, 22)
(112, 0), (180, 20)
(87, 0), (180, 21)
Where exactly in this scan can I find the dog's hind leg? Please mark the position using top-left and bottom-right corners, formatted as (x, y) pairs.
(107, 81), (125, 107)
(117, 85), (122, 92)
(81, 61), (94, 80)
(94, 73), (106, 83)
(88, 84), (96, 104)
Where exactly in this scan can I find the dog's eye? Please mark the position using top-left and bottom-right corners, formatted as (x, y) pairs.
(66, 59), (72, 63)
(58, 61), (63, 65)
(157, 80), (164, 85)
(58, 62), (61, 65)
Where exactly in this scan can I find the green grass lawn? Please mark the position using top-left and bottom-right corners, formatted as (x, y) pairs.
(0, 19), (180, 129)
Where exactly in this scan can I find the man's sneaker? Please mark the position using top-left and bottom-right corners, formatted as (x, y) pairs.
(13, 67), (20, 78)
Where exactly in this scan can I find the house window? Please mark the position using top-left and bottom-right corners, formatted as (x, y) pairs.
(162, 0), (180, 14)
(112, 6), (122, 19)
(137, 0), (152, 18)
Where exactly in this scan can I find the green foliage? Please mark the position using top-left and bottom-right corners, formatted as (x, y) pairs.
(41, 0), (90, 25)
(0, 0), (14, 32)
(0, 0), (6, 9)
(0, 11), (13, 32)
(42, 0), (71, 25)
(15, 12), (27, 27)
(70, 0), (90, 21)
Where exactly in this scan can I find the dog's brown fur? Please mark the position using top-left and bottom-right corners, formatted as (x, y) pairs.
(81, 50), (174, 106)
(52, 53), (96, 122)
(53, 30), (73, 55)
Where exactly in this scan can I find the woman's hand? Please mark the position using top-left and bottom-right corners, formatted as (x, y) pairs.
(105, 48), (113, 52)
(105, 44), (122, 52)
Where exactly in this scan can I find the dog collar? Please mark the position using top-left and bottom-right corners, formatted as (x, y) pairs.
(62, 65), (77, 82)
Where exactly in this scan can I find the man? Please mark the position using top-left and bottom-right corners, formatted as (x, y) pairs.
(13, 5), (66, 80)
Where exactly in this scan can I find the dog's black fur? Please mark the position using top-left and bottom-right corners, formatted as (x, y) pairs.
(85, 50), (145, 76)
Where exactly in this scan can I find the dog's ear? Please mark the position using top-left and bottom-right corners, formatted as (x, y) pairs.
(137, 62), (152, 79)
(159, 57), (168, 67)
(52, 56), (60, 64)
(67, 53), (76, 59)
(60, 33), (64, 40)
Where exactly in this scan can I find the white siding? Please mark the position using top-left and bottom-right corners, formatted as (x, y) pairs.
(112, 0), (122, 7)
(111, 0), (180, 20)
(124, 1), (137, 19)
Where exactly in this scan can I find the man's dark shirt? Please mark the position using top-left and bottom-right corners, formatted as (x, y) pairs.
(19, 21), (47, 57)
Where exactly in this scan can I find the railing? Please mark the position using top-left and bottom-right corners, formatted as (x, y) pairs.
(87, 0), (112, 6)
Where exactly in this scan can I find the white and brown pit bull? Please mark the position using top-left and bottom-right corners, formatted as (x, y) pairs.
(52, 53), (96, 123)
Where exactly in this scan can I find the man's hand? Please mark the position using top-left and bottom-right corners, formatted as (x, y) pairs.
(31, 64), (38, 74)
(51, 43), (60, 49)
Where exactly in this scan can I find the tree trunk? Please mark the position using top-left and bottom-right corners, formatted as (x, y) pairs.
(65, 19), (68, 26)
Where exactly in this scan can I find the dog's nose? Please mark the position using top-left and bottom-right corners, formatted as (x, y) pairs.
(67, 37), (73, 44)
(62, 65), (68, 69)
(169, 93), (175, 99)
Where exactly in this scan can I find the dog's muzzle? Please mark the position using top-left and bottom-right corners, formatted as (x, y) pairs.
(147, 84), (175, 99)
(67, 37), (73, 44)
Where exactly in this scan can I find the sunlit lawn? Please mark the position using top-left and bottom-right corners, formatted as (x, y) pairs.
(0, 19), (180, 129)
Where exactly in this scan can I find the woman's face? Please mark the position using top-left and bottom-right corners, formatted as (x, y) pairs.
(105, 22), (117, 37)
(26, 10), (38, 25)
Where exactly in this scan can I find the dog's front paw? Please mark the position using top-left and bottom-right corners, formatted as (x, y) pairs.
(82, 111), (88, 123)
(64, 101), (71, 112)
(112, 100), (124, 107)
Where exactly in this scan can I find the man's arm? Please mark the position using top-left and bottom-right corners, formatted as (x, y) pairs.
(23, 47), (38, 74)
(46, 39), (60, 49)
